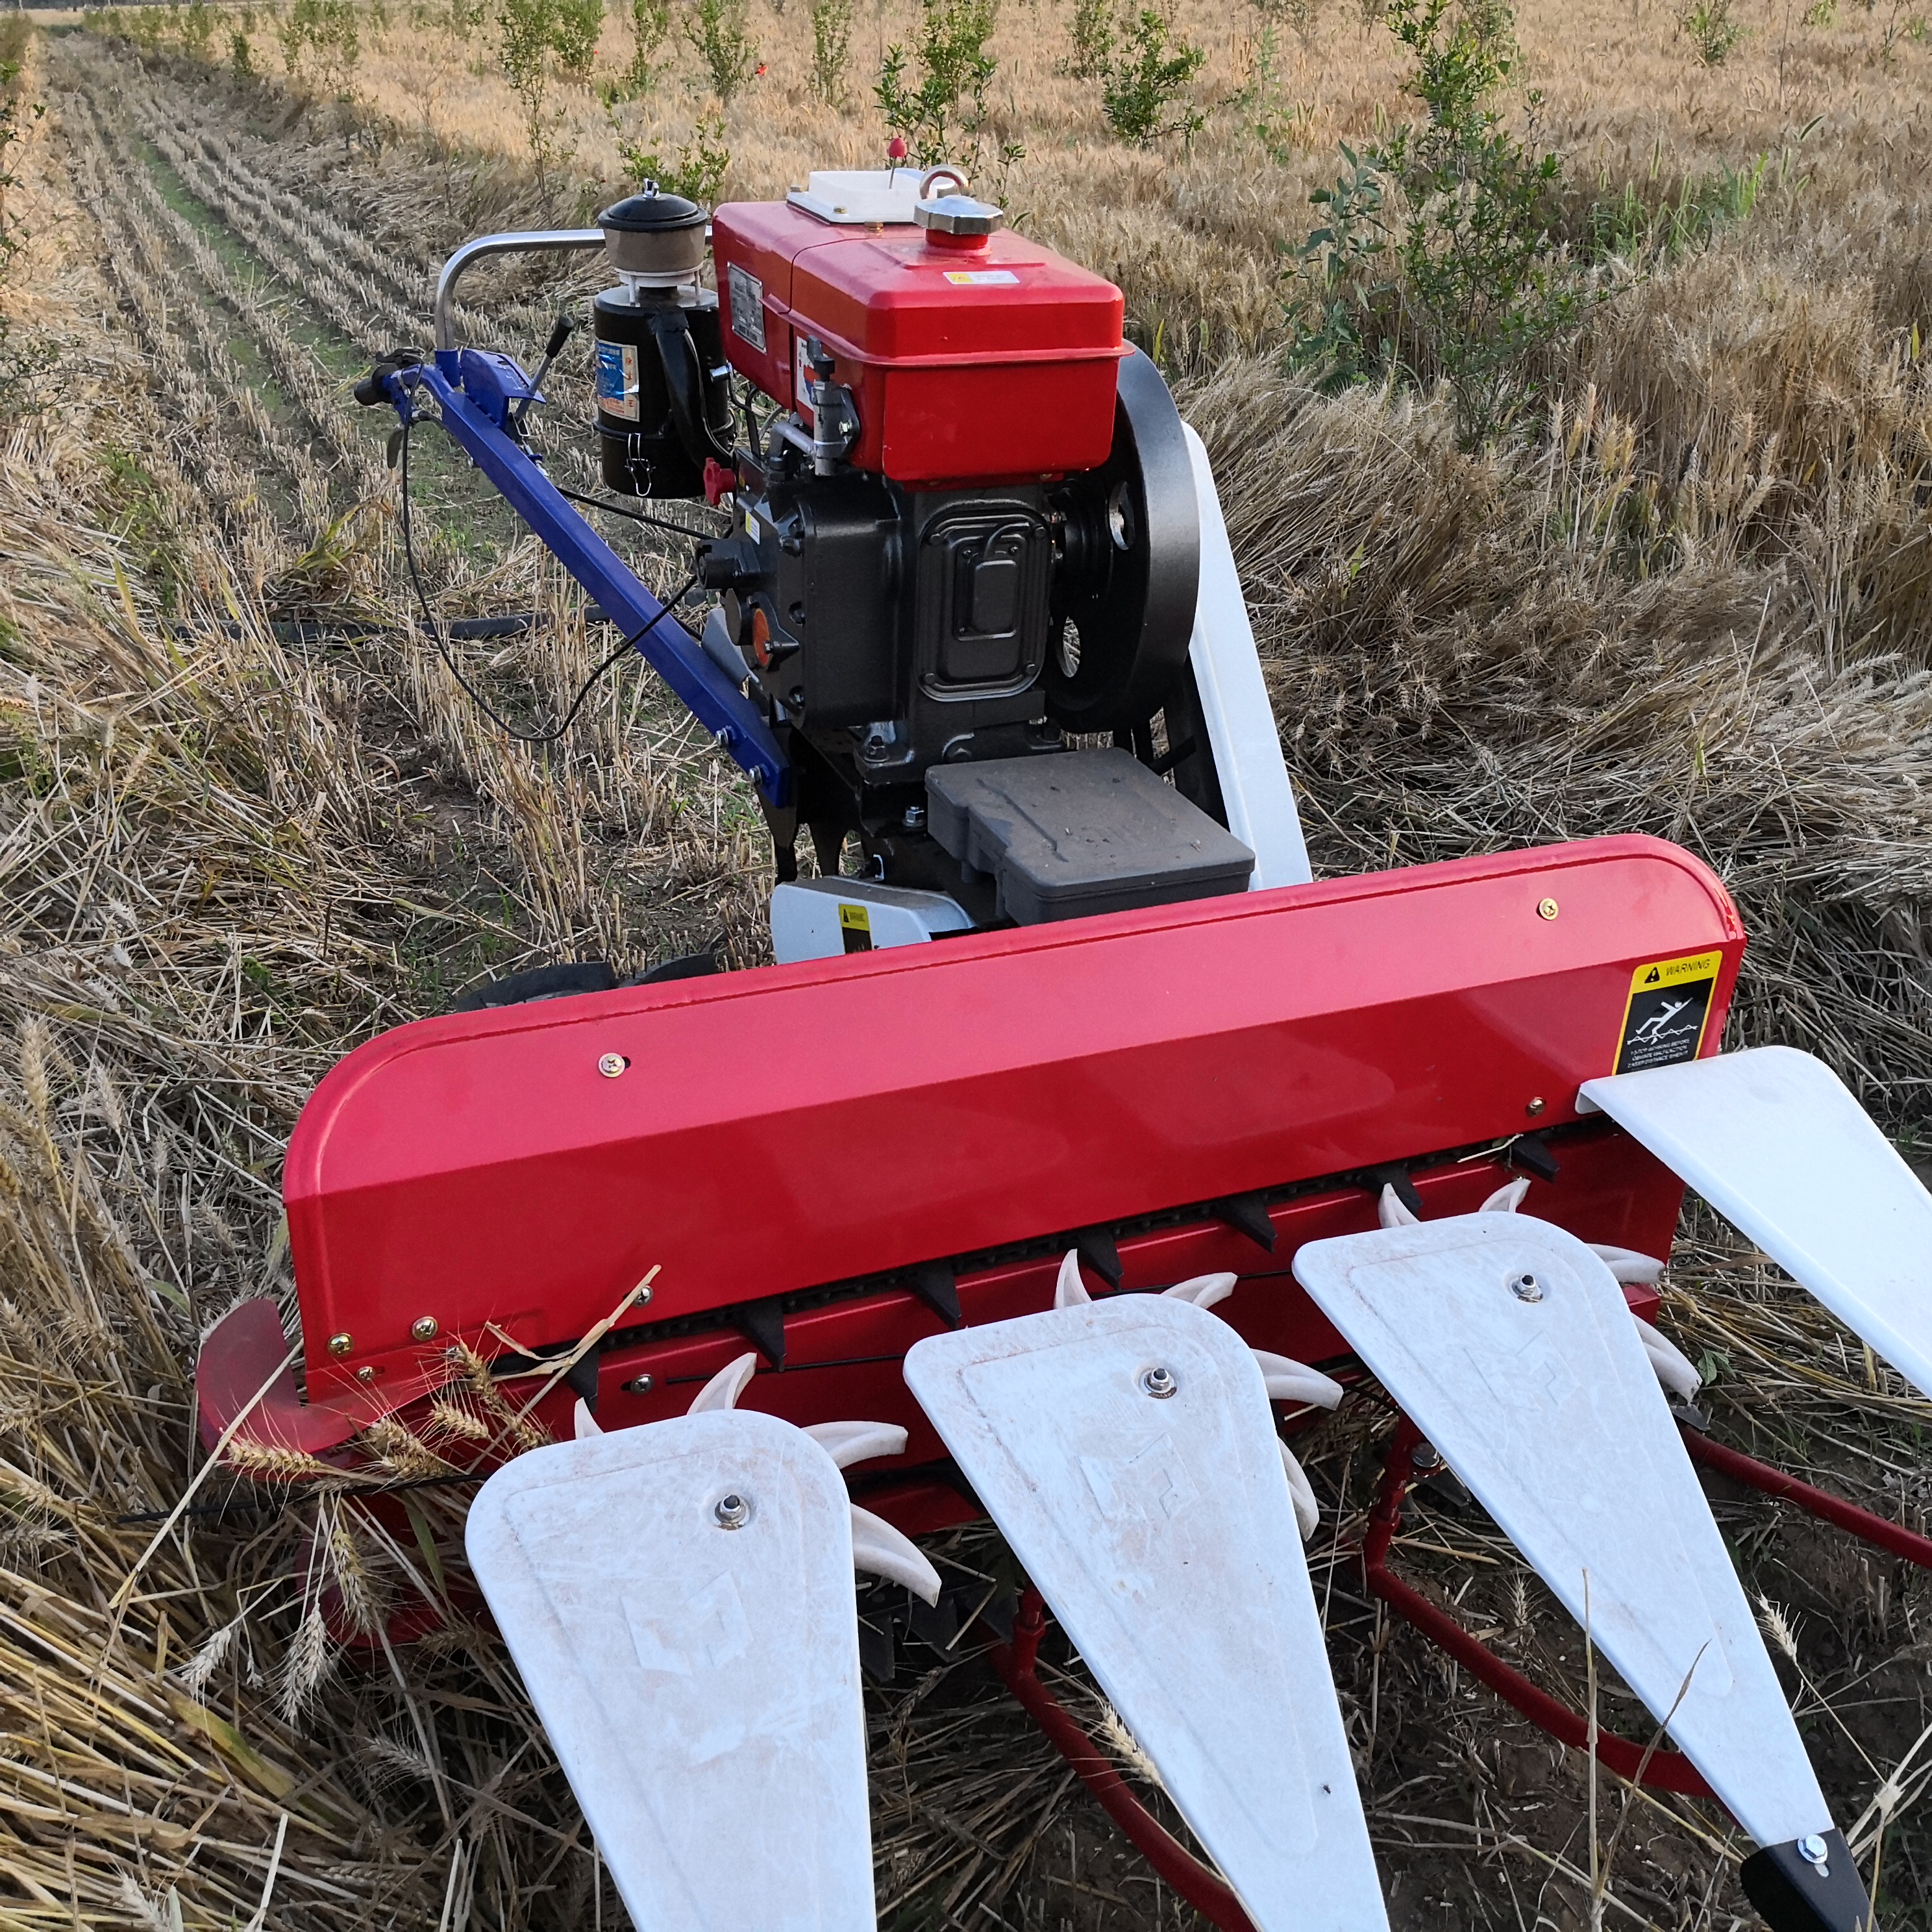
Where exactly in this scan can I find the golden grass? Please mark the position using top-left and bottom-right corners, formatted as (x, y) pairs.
(0, 0), (1929, 1924)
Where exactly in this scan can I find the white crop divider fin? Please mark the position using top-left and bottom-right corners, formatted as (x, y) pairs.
(905, 1293), (1390, 1931)
(467, 1356), (939, 1931)
(1580, 1044), (1932, 1400)
(1291, 1214), (1837, 1855)
(1180, 423), (1313, 892)
(467, 1409), (881, 1931)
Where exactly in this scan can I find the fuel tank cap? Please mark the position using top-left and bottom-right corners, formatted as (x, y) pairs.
(914, 193), (1004, 237)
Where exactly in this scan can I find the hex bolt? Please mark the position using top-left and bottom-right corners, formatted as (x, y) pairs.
(598, 1052), (628, 1079)
(626, 1373), (656, 1395)
(1140, 1365), (1177, 1400)
(715, 1492), (750, 1529)
(1411, 1439), (1440, 1470)
(903, 804), (926, 831)
(1798, 1835), (1829, 1868)
(1510, 1270), (1545, 1302)
(1536, 897), (1560, 921)
(411, 1316), (439, 1341)
(327, 1332), (353, 1357)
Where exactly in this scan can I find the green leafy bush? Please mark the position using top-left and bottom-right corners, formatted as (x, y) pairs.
(279, 0), (362, 90)
(619, 107), (730, 203)
(1065, 0), (1111, 77)
(1099, 6), (1205, 146)
(1680, 0), (1745, 62)
(551, 0), (606, 77)
(810, 0), (852, 103)
(876, 0), (999, 165)
(1283, 0), (1595, 444)
(684, 0), (757, 103)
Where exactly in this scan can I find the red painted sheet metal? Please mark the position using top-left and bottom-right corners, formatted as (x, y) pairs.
(287, 835), (1740, 1404)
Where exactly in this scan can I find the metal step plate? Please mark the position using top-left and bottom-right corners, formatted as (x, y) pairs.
(465, 1411), (876, 1931)
(905, 1295), (1389, 1931)
(1581, 1044), (1932, 1398)
(1292, 1214), (1831, 1850)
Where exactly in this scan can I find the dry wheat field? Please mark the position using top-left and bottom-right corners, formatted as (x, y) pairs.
(1, 0), (1931, 1922)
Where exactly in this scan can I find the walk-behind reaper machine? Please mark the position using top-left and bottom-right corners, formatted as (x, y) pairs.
(196, 168), (1932, 1929)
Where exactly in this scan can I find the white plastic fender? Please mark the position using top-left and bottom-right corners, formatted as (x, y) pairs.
(904, 1295), (1389, 1931)
(465, 1411), (879, 1932)
(1292, 1214), (1833, 1850)
(1580, 1045), (1932, 1400)
(1181, 423), (1313, 891)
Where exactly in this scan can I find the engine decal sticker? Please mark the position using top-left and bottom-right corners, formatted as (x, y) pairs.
(595, 340), (639, 421)
(838, 902), (873, 954)
(1613, 950), (1722, 1074)
(942, 269), (1020, 285)
(726, 262), (767, 352)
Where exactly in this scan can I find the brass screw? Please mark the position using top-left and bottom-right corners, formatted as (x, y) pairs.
(1536, 897), (1559, 921)
(356, 1365), (377, 1382)
(412, 1316), (439, 1341)
(327, 1332), (353, 1357)
(1526, 1096), (1547, 1117)
(598, 1052), (628, 1078)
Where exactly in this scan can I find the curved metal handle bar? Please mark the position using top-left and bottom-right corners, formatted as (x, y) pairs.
(434, 229), (604, 353)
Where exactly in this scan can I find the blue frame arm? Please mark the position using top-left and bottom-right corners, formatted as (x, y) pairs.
(390, 354), (790, 807)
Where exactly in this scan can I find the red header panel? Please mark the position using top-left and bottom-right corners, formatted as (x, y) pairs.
(286, 836), (1742, 1401)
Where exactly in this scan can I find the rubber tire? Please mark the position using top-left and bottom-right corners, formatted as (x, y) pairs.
(449, 961), (618, 1012)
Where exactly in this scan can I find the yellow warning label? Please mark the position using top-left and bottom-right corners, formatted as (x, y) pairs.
(838, 902), (873, 954)
(1614, 950), (1722, 1074)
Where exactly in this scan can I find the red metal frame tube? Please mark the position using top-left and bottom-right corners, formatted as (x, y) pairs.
(1361, 1418), (1716, 1798)
(984, 1591), (1257, 1932)
(1679, 1428), (1932, 1568)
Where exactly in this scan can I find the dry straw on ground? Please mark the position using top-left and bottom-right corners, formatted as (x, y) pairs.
(1, 0), (1930, 1924)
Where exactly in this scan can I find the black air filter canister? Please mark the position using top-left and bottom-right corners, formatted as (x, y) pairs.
(593, 292), (731, 499)
(593, 186), (729, 499)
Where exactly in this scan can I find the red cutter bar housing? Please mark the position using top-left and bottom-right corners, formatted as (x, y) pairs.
(286, 833), (1738, 1500)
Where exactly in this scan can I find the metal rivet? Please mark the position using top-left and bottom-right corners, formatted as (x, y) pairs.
(1798, 1835), (1829, 1867)
(626, 1373), (656, 1394)
(1510, 1270), (1544, 1302)
(1536, 897), (1559, 921)
(715, 1492), (749, 1529)
(327, 1332), (353, 1357)
(1141, 1365), (1177, 1400)
(356, 1365), (376, 1382)
(1525, 1096), (1547, 1117)
(598, 1052), (628, 1078)
(411, 1316), (439, 1341)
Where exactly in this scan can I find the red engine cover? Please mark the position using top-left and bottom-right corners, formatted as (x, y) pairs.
(712, 199), (1126, 485)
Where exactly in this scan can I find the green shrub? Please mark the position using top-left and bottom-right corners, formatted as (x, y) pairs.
(876, 0), (999, 165)
(229, 27), (255, 73)
(1680, 0), (1744, 62)
(1234, 24), (1311, 161)
(499, 0), (565, 162)
(624, 0), (669, 90)
(551, 0), (606, 75)
(1283, 0), (1599, 445)
(1065, 0), (1111, 77)
(684, 0), (757, 103)
(810, 0), (852, 103)
(619, 107), (729, 203)
(1099, 6), (1205, 146)
(180, 0), (216, 59)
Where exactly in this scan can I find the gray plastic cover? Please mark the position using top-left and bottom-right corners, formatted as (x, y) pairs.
(924, 749), (1253, 924)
